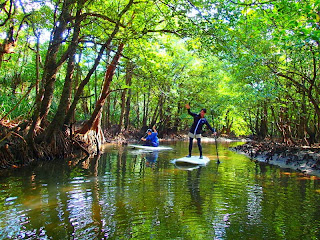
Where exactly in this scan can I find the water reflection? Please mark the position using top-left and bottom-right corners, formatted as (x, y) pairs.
(187, 168), (203, 215)
(0, 142), (320, 239)
(145, 151), (158, 168)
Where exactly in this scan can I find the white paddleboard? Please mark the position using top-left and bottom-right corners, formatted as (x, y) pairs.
(128, 144), (173, 150)
(175, 164), (201, 171)
(173, 156), (210, 165)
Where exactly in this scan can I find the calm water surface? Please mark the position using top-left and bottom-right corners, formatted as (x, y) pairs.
(1, 141), (320, 239)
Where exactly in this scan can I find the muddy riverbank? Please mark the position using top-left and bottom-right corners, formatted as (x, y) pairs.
(232, 141), (320, 177)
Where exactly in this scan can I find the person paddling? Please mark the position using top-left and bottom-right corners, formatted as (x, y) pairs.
(141, 126), (159, 147)
(185, 103), (217, 159)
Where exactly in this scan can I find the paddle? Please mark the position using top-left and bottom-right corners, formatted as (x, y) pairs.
(130, 133), (148, 149)
(214, 134), (220, 164)
(138, 133), (148, 143)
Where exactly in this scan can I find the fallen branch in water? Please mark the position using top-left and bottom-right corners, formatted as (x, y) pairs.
(72, 138), (90, 157)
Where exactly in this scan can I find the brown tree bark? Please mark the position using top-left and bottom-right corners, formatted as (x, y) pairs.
(63, 0), (135, 127)
(77, 43), (124, 134)
(259, 102), (268, 139)
(105, 95), (111, 129)
(172, 101), (182, 132)
(142, 93), (147, 128)
(271, 106), (296, 145)
(0, 25), (16, 68)
(142, 87), (151, 128)
(27, 0), (77, 142)
(124, 86), (132, 130)
(35, 34), (41, 95)
(269, 67), (320, 120)
(38, 0), (77, 122)
(271, 71), (319, 143)
(150, 94), (163, 127)
(124, 62), (133, 129)
(222, 110), (233, 135)
(120, 61), (134, 130)
(119, 90), (127, 131)
(64, 45), (107, 127)
(135, 93), (140, 128)
(44, 2), (83, 142)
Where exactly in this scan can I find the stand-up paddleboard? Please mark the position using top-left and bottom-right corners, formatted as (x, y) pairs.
(174, 164), (202, 171)
(173, 156), (210, 165)
(128, 144), (173, 151)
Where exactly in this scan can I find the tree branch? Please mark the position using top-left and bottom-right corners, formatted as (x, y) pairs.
(0, 0), (14, 27)
(228, 0), (276, 6)
(80, 13), (126, 28)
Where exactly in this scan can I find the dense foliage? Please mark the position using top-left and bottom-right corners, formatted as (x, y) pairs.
(0, 0), (319, 143)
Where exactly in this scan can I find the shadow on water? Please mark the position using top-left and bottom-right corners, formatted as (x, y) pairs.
(1, 141), (320, 239)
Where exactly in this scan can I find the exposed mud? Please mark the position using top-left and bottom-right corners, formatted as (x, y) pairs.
(232, 141), (320, 176)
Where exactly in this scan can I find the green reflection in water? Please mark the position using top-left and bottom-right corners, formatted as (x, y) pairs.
(0, 141), (320, 239)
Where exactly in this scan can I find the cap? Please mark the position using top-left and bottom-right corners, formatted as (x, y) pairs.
(146, 129), (152, 133)
(201, 108), (207, 113)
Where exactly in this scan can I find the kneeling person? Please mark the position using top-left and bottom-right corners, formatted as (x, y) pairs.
(141, 126), (159, 147)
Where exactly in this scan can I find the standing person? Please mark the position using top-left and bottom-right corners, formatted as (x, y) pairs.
(141, 125), (159, 147)
(185, 103), (216, 159)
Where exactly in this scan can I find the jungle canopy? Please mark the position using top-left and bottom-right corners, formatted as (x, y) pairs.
(0, 0), (319, 166)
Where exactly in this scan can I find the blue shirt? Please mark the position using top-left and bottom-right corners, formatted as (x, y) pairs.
(146, 132), (159, 147)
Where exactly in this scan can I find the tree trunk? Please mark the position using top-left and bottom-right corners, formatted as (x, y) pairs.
(77, 43), (124, 134)
(172, 101), (182, 133)
(124, 61), (133, 130)
(271, 106), (296, 145)
(64, 0), (134, 130)
(142, 93), (147, 128)
(158, 96), (165, 134)
(272, 69), (320, 122)
(112, 94), (117, 127)
(124, 87), (132, 129)
(44, 3), (83, 141)
(150, 95), (161, 127)
(39, 0), (77, 123)
(118, 89), (127, 131)
(106, 95), (111, 129)
(35, 34), (41, 95)
(135, 92), (140, 128)
(299, 90), (309, 145)
(222, 110), (232, 135)
(27, 0), (76, 141)
(306, 121), (316, 145)
(63, 13), (125, 128)
(254, 108), (260, 136)
(142, 85), (151, 128)
(0, 26), (17, 68)
(64, 45), (106, 127)
(259, 102), (268, 139)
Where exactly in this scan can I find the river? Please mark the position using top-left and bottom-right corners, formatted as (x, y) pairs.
(1, 141), (320, 239)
